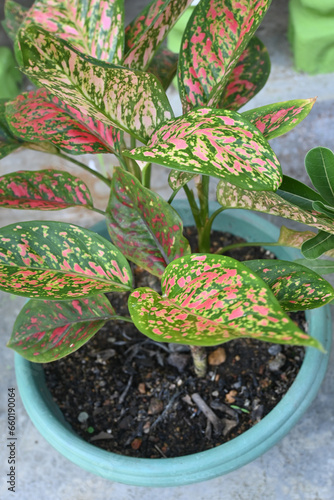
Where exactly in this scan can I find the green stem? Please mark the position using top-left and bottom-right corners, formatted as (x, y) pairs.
(112, 315), (134, 323)
(142, 163), (152, 189)
(190, 345), (207, 378)
(184, 184), (202, 230)
(217, 241), (282, 255)
(90, 207), (106, 216)
(56, 152), (111, 186)
(196, 175), (210, 252)
(167, 188), (180, 204)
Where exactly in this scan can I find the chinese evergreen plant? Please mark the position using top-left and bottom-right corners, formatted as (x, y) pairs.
(0, 0), (333, 378)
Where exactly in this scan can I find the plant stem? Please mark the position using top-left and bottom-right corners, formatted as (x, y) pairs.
(190, 345), (207, 378)
(113, 315), (134, 323)
(196, 175), (211, 252)
(90, 207), (106, 216)
(56, 152), (112, 186)
(217, 241), (282, 255)
(142, 163), (152, 189)
(183, 184), (202, 230)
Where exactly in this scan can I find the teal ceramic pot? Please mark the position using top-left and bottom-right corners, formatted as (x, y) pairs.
(15, 202), (332, 486)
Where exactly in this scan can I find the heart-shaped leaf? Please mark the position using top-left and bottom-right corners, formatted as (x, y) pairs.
(218, 36), (271, 112)
(147, 46), (179, 91)
(5, 89), (119, 155)
(217, 180), (334, 235)
(294, 259), (334, 275)
(0, 221), (133, 298)
(0, 169), (94, 210)
(8, 294), (115, 363)
(16, 26), (173, 144)
(277, 175), (325, 212)
(20, 0), (124, 64)
(178, 0), (272, 113)
(0, 100), (22, 159)
(123, 0), (192, 70)
(125, 107), (282, 192)
(242, 98), (316, 140)
(301, 231), (334, 260)
(128, 253), (321, 349)
(106, 167), (190, 277)
(244, 259), (334, 311)
(2, 0), (28, 41)
(305, 147), (334, 206)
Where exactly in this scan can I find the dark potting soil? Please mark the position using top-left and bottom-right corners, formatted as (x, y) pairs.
(43, 228), (306, 459)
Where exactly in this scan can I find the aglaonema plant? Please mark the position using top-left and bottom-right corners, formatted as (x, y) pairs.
(0, 0), (333, 379)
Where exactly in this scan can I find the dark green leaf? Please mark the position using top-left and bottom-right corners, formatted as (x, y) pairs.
(277, 175), (325, 212)
(294, 259), (334, 275)
(147, 46), (179, 91)
(305, 147), (334, 206)
(301, 231), (334, 260)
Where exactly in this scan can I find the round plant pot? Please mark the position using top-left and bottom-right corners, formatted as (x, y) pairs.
(15, 202), (332, 487)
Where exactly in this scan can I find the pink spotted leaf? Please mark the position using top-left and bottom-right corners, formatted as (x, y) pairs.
(106, 167), (191, 277)
(8, 294), (116, 363)
(0, 221), (133, 299)
(128, 253), (322, 349)
(0, 169), (94, 210)
(242, 98), (316, 140)
(2, 0), (28, 41)
(16, 26), (173, 144)
(244, 259), (334, 311)
(124, 107), (282, 192)
(178, 0), (272, 112)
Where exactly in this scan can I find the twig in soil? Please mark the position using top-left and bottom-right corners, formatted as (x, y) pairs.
(119, 375), (133, 404)
(154, 444), (167, 458)
(150, 391), (181, 431)
(210, 400), (239, 419)
(191, 393), (223, 435)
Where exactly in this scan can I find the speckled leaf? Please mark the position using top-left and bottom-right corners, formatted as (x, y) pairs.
(0, 100), (22, 158)
(242, 98), (316, 140)
(0, 221), (133, 299)
(16, 26), (173, 144)
(106, 167), (190, 277)
(278, 227), (334, 258)
(301, 231), (334, 260)
(8, 294), (115, 362)
(244, 259), (334, 311)
(294, 259), (334, 276)
(128, 253), (321, 349)
(125, 107), (282, 192)
(305, 147), (334, 206)
(217, 180), (334, 235)
(123, 0), (192, 70)
(0, 169), (93, 210)
(2, 0), (28, 41)
(5, 89), (119, 155)
(168, 170), (194, 191)
(178, 0), (272, 113)
(147, 46), (179, 91)
(277, 175), (325, 212)
(218, 36), (271, 112)
(20, 0), (124, 63)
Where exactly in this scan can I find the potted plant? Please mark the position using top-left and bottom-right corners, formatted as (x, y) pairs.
(0, 0), (333, 487)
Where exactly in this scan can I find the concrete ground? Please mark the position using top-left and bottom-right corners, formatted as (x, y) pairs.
(1, 1), (334, 499)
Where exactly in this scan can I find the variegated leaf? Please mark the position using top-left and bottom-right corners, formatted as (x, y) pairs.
(16, 26), (173, 144)
(123, 0), (192, 70)
(305, 147), (334, 206)
(178, 0), (272, 113)
(106, 167), (190, 277)
(128, 254), (321, 349)
(242, 98), (316, 140)
(217, 180), (334, 235)
(0, 169), (93, 210)
(147, 46), (179, 91)
(125, 107), (282, 192)
(5, 89), (118, 155)
(278, 226), (334, 258)
(0, 221), (133, 298)
(20, 0), (124, 63)
(244, 259), (334, 311)
(0, 100), (22, 158)
(301, 231), (334, 260)
(168, 170), (195, 191)
(219, 36), (271, 112)
(8, 294), (115, 362)
(2, 0), (28, 41)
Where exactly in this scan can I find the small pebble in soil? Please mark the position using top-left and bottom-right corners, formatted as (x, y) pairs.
(268, 353), (287, 372)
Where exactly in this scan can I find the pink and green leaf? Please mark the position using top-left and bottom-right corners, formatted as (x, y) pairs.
(217, 180), (334, 235)
(8, 294), (116, 363)
(2, 0), (28, 41)
(242, 98), (316, 140)
(123, 0), (192, 70)
(20, 0), (124, 64)
(107, 167), (190, 277)
(0, 169), (94, 210)
(16, 26), (173, 144)
(244, 259), (334, 311)
(178, 0), (272, 112)
(128, 253), (321, 349)
(5, 89), (119, 155)
(168, 170), (195, 191)
(218, 36), (271, 112)
(125, 107), (282, 192)
(147, 46), (179, 91)
(0, 221), (133, 299)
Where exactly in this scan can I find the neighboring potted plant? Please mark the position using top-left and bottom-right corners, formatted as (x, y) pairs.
(0, 0), (333, 486)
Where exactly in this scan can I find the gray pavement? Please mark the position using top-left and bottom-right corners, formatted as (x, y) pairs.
(1, 1), (334, 499)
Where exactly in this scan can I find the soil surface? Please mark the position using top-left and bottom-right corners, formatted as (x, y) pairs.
(43, 229), (306, 458)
